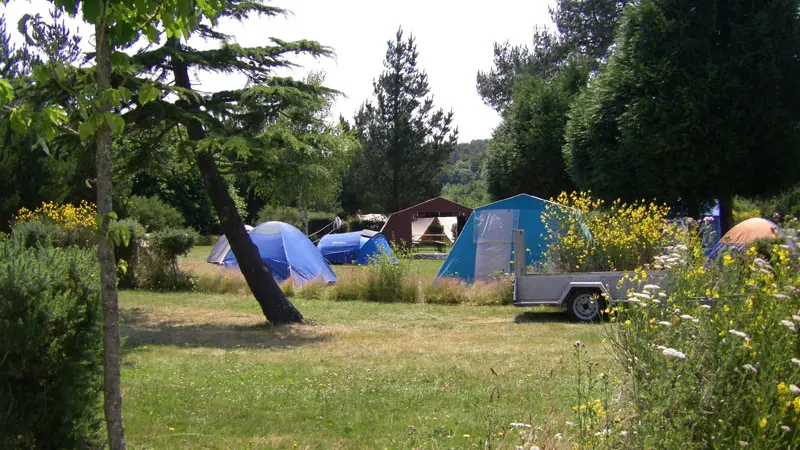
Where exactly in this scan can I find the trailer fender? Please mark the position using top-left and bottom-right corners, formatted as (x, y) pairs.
(557, 282), (608, 304)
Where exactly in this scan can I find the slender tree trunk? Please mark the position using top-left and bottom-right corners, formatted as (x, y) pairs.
(95, 22), (126, 450)
(170, 39), (303, 324)
(299, 187), (308, 235)
(719, 194), (735, 235)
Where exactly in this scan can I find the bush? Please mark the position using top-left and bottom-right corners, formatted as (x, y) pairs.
(0, 242), (103, 448)
(195, 272), (248, 295)
(140, 227), (199, 291)
(363, 253), (421, 303)
(575, 237), (800, 449)
(127, 195), (184, 232)
(541, 191), (679, 273)
(12, 200), (98, 248)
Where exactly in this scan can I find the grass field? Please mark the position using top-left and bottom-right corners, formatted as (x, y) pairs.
(118, 245), (608, 448)
(120, 290), (607, 449)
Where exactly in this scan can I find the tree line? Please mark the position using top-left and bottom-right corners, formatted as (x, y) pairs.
(479, 0), (800, 233)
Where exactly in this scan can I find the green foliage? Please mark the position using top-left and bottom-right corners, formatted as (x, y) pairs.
(148, 227), (198, 263)
(349, 28), (458, 213)
(127, 195), (185, 232)
(439, 139), (490, 208)
(585, 241), (800, 449)
(564, 0), (800, 220)
(11, 218), (95, 249)
(257, 205), (336, 233)
(0, 242), (103, 448)
(110, 218), (146, 288)
(485, 61), (586, 200)
(362, 252), (420, 303)
(476, 0), (626, 112)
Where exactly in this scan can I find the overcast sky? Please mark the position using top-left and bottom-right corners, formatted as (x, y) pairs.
(2, 0), (554, 141)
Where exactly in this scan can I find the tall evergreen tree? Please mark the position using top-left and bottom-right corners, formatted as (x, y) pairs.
(352, 27), (457, 213)
(564, 0), (800, 231)
(126, 1), (344, 323)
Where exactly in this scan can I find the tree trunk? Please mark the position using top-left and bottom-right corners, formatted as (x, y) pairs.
(95, 22), (127, 450)
(719, 194), (735, 235)
(299, 187), (308, 235)
(170, 39), (303, 324)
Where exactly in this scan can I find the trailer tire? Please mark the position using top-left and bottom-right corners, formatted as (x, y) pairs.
(567, 289), (605, 322)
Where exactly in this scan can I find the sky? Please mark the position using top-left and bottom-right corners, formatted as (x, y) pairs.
(2, 0), (555, 141)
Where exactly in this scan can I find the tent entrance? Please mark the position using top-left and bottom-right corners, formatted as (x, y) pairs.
(473, 209), (519, 278)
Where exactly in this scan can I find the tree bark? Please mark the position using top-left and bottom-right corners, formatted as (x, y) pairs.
(169, 39), (303, 324)
(299, 187), (308, 235)
(95, 22), (127, 450)
(718, 194), (735, 235)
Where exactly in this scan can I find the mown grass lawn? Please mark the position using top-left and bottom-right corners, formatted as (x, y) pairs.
(120, 289), (608, 449)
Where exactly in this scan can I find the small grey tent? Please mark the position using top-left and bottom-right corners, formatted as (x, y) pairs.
(206, 225), (254, 264)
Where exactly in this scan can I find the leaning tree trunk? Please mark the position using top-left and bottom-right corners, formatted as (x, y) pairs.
(95, 22), (127, 450)
(299, 187), (308, 235)
(170, 40), (303, 324)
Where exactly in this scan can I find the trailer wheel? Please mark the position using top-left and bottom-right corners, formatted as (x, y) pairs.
(567, 289), (604, 322)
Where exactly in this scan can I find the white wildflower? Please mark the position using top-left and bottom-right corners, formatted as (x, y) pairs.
(643, 284), (661, 291)
(792, 358), (800, 366)
(680, 314), (699, 323)
(781, 320), (797, 332)
(674, 308), (682, 315)
(565, 421), (575, 427)
(594, 429), (611, 437)
(758, 268), (771, 275)
(729, 330), (748, 339)
(656, 345), (667, 350)
(658, 292), (667, 298)
(633, 292), (651, 300)
(658, 321), (672, 327)
(782, 425), (792, 432)
(774, 293), (789, 300)
(627, 297), (641, 303)
(510, 423), (532, 428)
(652, 299), (662, 305)
(662, 348), (687, 359)
(742, 364), (758, 373)
(791, 385), (800, 394)
(739, 441), (749, 448)
(573, 341), (584, 348)
(555, 433), (563, 440)
(675, 244), (688, 251)
(530, 446), (541, 450)
(700, 304), (712, 309)
(754, 258), (770, 267)
(620, 430), (629, 437)
(792, 315), (800, 322)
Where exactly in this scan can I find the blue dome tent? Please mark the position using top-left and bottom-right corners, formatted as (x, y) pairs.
(221, 221), (336, 285)
(437, 194), (564, 282)
(317, 230), (396, 265)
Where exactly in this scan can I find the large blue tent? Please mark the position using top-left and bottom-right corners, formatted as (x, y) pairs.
(437, 194), (561, 282)
(222, 221), (336, 285)
(317, 230), (395, 265)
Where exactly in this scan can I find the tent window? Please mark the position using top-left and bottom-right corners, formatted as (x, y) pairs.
(473, 209), (519, 244)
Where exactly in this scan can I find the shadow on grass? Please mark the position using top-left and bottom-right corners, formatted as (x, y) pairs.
(514, 309), (572, 324)
(120, 308), (332, 351)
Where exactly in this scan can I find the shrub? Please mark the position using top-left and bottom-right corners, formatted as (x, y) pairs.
(0, 242), (103, 448)
(127, 195), (184, 232)
(363, 253), (421, 303)
(576, 238), (800, 449)
(12, 201), (97, 248)
(140, 227), (199, 291)
(542, 191), (679, 273)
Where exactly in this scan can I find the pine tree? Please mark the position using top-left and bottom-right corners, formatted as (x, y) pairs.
(127, 1), (341, 323)
(352, 27), (457, 213)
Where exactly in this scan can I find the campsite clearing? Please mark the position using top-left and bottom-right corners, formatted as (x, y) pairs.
(119, 290), (607, 449)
